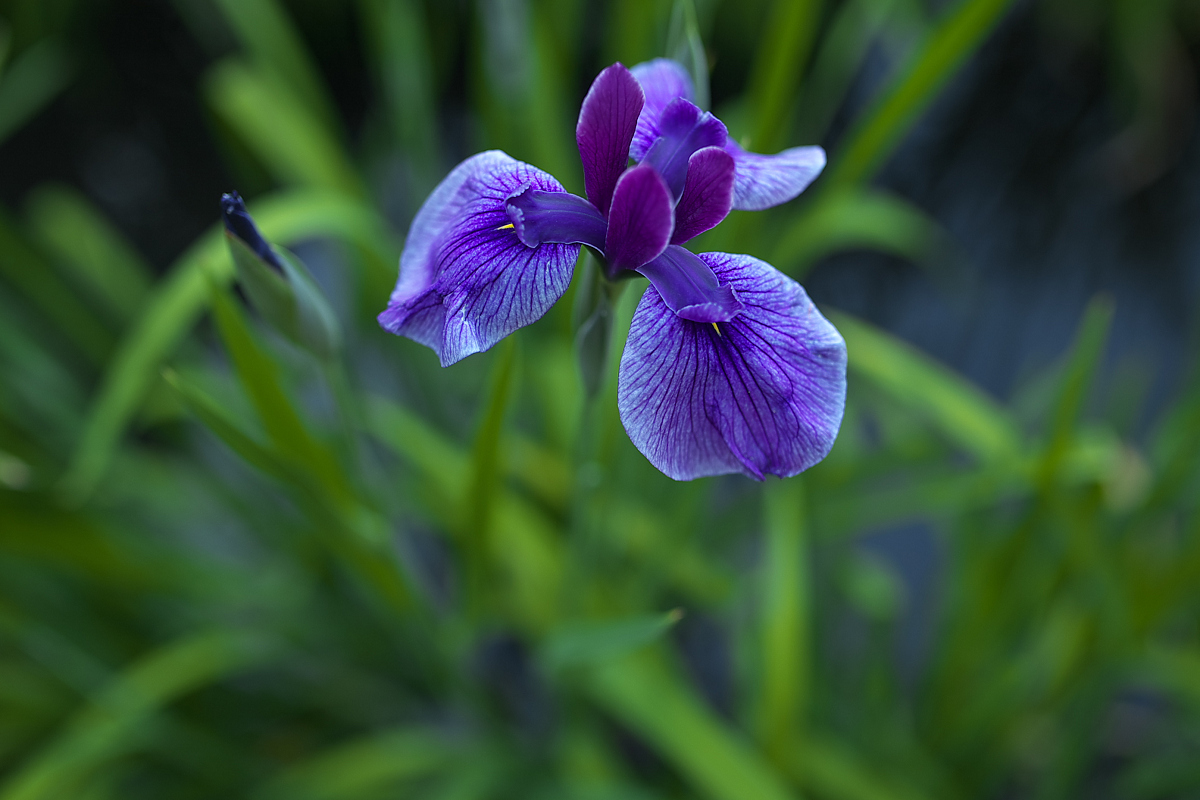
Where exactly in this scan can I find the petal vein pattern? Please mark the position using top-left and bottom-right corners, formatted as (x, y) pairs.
(618, 252), (846, 481)
(577, 63), (645, 215)
(378, 151), (579, 366)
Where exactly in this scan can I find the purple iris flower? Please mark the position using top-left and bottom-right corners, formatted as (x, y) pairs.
(379, 59), (845, 480)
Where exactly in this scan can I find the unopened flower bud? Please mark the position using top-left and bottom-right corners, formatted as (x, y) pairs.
(221, 192), (341, 360)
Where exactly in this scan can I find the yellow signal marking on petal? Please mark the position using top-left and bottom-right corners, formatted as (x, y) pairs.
(711, 322), (721, 336)
(497, 223), (515, 230)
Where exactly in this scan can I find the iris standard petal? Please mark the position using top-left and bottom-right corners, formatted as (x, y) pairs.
(670, 146), (735, 244)
(629, 58), (695, 162)
(506, 188), (607, 251)
(635, 245), (743, 324)
(618, 252), (846, 481)
(604, 165), (674, 274)
(378, 151), (578, 366)
(724, 139), (827, 211)
(577, 63), (644, 216)
(640, 98), (728, 198)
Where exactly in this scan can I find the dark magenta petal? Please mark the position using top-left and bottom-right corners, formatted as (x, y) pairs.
(378, 151), (578, 366)
(618, 252), (846, 481)
(220, 191), (283, 272)
(635, 245), (743, 323)
(640, 98), (728, 198)
(506, 188), (606, 251)
(724, 139), (826, 211)
(670, 146), (735, 244)
(576, 63), (645, 216)
(629, 59), (695, 162)
(604, 165), (674, 273)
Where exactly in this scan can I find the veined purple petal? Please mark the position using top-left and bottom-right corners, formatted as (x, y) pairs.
(577, 63), (644, 216)
(378, 151), (578, 366)
(725, 139), (826, 211)
(604, 165), (674, 274)
(635, 245), (743, 324)
(629, 59), (695, 162)
(506, 188), (606, 251)
(671, 147), (735, 244)
(640, 98), (728, 198)
(618, 252), (846, 481)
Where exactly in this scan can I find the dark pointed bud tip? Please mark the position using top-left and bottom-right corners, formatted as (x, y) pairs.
(220, 191), (284, 272)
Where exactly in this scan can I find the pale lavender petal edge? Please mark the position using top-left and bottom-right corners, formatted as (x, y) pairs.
(725, 140), (827, 211)
(618, 252), (846, 481)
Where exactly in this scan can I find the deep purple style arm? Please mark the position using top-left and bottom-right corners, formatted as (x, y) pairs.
(506, 188), (607, 251)
(635, 245), (742, 324)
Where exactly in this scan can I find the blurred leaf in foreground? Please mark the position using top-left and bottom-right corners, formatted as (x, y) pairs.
(831, 310), (1023, 467)
(253, 727), (462, 800)
(588, 653), (797, 800)
(0, 630), (273, 800)
(0, 38), (70, 147)
(758, 479), (810, 767)
(540, 610), (682, 674)
(24, 184), (153, 325)
(825, 0), (1018, 189)
(666, 0), (710, 111)
(772, 188), (947, 280)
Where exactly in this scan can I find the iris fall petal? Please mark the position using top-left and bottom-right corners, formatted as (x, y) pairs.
(618, 252), (846, 481)
(378, 151), (578, 366)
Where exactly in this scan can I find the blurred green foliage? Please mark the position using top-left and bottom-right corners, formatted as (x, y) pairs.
(1, 0), (1200, 798)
